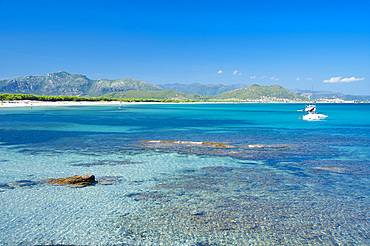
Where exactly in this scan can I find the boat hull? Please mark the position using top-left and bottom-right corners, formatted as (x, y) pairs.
(303, 113), (328, 121)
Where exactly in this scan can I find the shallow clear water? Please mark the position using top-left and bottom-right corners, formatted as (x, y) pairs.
(0, 103), (369, 245)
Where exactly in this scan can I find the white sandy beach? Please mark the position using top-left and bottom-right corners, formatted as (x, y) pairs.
(0, 100), (125, 108)
(0, 100), (357, 108)
(0, 100), (254, 108)
(0, 100), (225, 108)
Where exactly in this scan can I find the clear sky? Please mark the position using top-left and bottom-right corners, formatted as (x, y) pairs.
(1, 0), (369, 94)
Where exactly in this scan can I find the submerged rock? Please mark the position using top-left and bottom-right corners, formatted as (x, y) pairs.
(0, 183), (15, 189)
(141, 140), (234, 148)
(97, 176), (122, 185)
(313, 166), (348, 173)
(202, 166), (233, 172)
(7, 180), (38, 187)
(190, 210), (205, 216)
(45, 174), (96, 187)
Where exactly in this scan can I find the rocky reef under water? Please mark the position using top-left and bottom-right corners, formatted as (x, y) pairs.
(2, 138), (368, 244)
(140, 139), (293, 161)
(112, 165), (369, 245)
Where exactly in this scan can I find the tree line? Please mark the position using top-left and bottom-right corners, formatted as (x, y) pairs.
(0, 93), (200, 103)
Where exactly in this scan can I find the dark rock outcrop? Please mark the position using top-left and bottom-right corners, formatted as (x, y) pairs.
(45, 174), (95, 187)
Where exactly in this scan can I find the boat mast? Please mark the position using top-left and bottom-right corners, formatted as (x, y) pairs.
(310, 78), (315, 105)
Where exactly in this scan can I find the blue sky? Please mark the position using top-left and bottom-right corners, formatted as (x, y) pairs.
(0, 0), (369, 94)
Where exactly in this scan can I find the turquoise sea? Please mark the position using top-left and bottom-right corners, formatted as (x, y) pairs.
(0, 103), (369, 245)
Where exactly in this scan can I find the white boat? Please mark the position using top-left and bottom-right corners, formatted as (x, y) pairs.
(302, 79), (327, 121)
(303, 111), (328, 120)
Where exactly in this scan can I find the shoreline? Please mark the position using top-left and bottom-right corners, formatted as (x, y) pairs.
(0, 100), (224, 108)
(0, 100), (123, 108)
(0, 100), (365, 108)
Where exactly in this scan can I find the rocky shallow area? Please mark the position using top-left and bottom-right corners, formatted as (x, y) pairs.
(1, 138), (367, 244)
(0, 175), (121, 191)
(111, 165), (369, 245)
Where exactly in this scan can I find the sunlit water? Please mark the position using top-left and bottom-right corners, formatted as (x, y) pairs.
(0, 103), (369, 245)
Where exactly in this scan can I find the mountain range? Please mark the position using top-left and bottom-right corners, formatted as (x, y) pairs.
(0, 71), (308, 101)
(0, 71), (162, 97)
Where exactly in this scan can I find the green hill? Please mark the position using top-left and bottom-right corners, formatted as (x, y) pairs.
(87, 78), (162, 97)
(213, 84), (307, 101)
(105, 89), (202, 100)
(158, 83), (246, 96)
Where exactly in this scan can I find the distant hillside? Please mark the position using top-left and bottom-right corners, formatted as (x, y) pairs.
(315, 93), (370, 101)
(87, 78), (162, 97)
(105, 89), (203, 100)
(292, 89), (333, 94)
(292, 89), (370, 101)
(158, 83), (246, 96)
(0, 71), (162, 97)
(214, 84), (307, 101)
